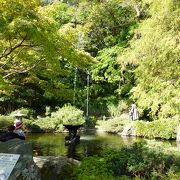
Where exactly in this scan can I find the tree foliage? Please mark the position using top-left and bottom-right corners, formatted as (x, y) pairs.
(0, 0), (94, 114)
(119, 0), (180, 119)
(0, 0), (179, 121)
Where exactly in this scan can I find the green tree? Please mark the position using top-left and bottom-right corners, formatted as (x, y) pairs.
(83, 0), (137, 116)
(119, 0), (180, 119)
(0, 0), (94, 114)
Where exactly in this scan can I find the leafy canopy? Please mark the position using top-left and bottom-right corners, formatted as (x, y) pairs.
(118, 0), (180, 118)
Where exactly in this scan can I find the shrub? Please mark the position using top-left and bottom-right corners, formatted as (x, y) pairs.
(0, 115), (36, 132)
(107, 100), (129, 118)
(22, 105), (85, 132)
(85, 116), (97, 128)
(28, 104), (85, 132)
(31, 117), (57, 132)
(23, 120), (41, 132)
(73, 141), (180, 179)
(96, 113), (130, 133)
(0, 115), (14, 131)
(133, 119), (180, 139)
(52, 104), (85, 126)
(73, 156), (114, 180)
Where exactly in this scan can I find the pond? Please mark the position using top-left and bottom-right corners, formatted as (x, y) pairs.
(26, 130), (178, 160)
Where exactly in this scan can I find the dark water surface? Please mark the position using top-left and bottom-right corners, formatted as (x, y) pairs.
(26, 130), (177, 160)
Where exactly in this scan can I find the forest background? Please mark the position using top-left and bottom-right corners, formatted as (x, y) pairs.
(0, 0), (179, 134)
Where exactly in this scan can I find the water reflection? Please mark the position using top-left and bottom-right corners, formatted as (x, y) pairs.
(26, 133), (67, 157)
(26, 131), (177, 160)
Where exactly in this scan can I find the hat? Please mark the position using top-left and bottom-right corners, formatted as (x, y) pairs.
(14, 120), (23, 129)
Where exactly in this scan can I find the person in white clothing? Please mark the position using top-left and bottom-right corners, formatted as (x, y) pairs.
(129, 103), (139, 121)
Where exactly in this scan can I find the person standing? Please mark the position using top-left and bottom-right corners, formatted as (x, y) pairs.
(129, 103), (139, 121)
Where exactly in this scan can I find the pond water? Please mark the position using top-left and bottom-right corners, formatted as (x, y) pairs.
(26, 130), (177, 160)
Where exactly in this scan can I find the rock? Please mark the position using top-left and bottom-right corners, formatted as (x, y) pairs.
(0, 139), (40, 180)
(120, 124), (132, 136)
(33, 156), (80, 180)
(118, 122), (137, 137)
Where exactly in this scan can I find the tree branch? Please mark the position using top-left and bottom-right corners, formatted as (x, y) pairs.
(3, 58), (44, 79)
(0, 36), (27, 59)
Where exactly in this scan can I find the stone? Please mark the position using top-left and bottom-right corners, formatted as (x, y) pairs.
(120, 124), (132, 136)
(0, 139), (40, 180)
(33, 156), (80, 180)
(118, 122), (136, 137)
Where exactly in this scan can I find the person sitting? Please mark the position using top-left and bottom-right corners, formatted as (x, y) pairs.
(0, 125), (25, 142)
(14, 119), (26, 138)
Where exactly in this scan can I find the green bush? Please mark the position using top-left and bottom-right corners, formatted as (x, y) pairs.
(107, 100), (129, 118)
(27, 104), (85, 132)
(73, 156), (114, 180)
(0, 115), (14, 131)
(96, 113), (130, 133)
(22, 119), (40, 132)
(85, 116), (97, 128)
(31, 117), (57, 132)
(133, 119), (180, 139)
(73, 141), (180, 179)
(52, 104), (85, 126)
(0, 115), (35, 132)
